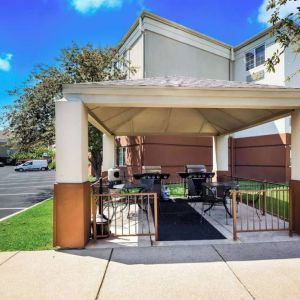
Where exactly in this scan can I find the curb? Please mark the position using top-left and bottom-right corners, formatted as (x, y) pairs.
(0, 198), (52, 222)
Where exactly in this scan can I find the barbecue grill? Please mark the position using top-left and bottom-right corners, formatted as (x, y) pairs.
(133, 166), (170, 200)
(177, 164), (215, 198)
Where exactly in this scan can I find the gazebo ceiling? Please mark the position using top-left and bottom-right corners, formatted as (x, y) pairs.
(86, 106), (291, 136)
(62, 76), (300, 136)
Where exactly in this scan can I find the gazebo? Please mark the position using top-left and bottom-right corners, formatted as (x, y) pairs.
(54, 76), (300, 248)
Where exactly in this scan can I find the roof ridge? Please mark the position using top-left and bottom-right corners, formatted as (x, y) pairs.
(118, 10), (274, 52)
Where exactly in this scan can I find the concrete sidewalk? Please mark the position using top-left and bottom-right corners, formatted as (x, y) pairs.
(1, 241), (300, 300)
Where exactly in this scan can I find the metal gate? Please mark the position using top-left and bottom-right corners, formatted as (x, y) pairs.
(91, 191), (158, 241)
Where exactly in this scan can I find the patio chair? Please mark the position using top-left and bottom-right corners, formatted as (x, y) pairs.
(187, 178), (206, 198)
(238, 179), (266, 218)
(137, 178), (155, 211)
(200, 184), (232, 217)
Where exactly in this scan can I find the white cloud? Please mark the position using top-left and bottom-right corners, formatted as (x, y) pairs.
(71, 0), (123, 14)
(0, 53), (13, 72)
(257, 0), (300, 25)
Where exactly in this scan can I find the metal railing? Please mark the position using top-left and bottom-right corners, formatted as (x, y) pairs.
(91, 191), (158, 241)
(232, 188), (292, 240)
(221, 175), (288, 190)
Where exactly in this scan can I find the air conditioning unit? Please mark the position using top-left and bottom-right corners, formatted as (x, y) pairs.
(108, 168), (121, 181)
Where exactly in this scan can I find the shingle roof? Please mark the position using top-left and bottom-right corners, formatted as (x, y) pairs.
(78, 76), (289, 89)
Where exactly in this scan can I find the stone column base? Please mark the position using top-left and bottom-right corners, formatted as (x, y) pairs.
(214, 171), (231, 182)
(54, 182), (91, 248)
(291, 180), (300, 234)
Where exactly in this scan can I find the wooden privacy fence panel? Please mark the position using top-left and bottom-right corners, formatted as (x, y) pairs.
(232, 188), (292, 240)
(91, 192), (158, 241)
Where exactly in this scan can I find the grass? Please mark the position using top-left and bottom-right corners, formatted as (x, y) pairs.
(168, 183), (185, 197)
(88, 175), (97, 183)
(0, 199), (53, 251)
(232, 180), (289, 220)
(166, 181), (290, 220)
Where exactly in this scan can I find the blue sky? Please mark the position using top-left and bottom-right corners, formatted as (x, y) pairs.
(0, 0), (289, 107)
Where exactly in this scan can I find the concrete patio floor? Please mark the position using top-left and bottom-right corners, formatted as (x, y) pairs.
(87, 201), (300, 249)
(1, 241), (300, 299)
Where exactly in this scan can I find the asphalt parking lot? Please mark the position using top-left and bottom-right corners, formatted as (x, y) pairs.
(0, 166), (55, 219)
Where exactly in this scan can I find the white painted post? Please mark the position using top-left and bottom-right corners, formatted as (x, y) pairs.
(102, 134), (116, 171)
(213, 135), (229, 179)
(290, 109), (300, 234)
(55, 100), (88, 183)
(291, 109), (300, 181)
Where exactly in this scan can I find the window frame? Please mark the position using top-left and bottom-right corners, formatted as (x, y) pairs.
(117, 146), (126, 167)
(245, 44), (265, 71)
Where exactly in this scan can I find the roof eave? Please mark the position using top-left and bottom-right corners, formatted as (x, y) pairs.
(62, 83), (300, 97)
(117, 11), (233, 52)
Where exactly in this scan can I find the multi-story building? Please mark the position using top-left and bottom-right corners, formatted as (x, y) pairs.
(115, 11), (299, 182)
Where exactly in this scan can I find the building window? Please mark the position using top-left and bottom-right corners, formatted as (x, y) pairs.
(255, 45), (265, 67)
(246, 52), (255, 71)
(245, 45), (265, 71)
(118, 147), (126, 166)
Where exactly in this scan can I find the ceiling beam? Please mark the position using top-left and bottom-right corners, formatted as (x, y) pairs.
(220, 110), (292, 136)
(88, 111), (114, 136)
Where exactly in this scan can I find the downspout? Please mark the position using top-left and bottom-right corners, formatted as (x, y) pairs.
(139, 16), (146, 79)
(230, 137), (235, 178)
(139, 136), (144, 173)
(229, 47), (235, 81)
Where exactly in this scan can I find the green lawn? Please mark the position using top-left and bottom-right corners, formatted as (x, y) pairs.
(238, 180), (289, 218)
(168, 183), (185, 197)
(0, 199), (53, 251)
(167, 181), (290, 220)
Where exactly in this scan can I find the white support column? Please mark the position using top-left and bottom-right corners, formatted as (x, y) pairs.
(291, 109), (300, 181)
(102, 134), (116, 171)
(54, 100), (90, 249)
(213, 135), (229, 179)
(55, 100), (88, 183)
(291, 109), (300, 234)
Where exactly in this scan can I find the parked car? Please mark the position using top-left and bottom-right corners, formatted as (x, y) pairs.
(0, 162), (4, 167)
(14, 160), (48, 172)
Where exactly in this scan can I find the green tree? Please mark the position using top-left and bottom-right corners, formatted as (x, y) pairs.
(265, 0), (300, 79)
(4, 43), (135, 177)
(88, 124), (103, 179)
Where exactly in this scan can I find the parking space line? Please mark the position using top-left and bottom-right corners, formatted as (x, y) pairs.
(0, 183), (54, 185)
(0, 208), (26, 210)
(0, 193), (39, 196)
(0, 180), (55, 185)
(0, 185), (52, 189)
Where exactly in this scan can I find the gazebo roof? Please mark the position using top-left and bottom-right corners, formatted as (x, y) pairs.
(62, 76), (300, 137)
(67, 76), (289, 90)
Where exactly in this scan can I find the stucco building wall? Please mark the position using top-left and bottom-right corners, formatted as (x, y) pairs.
(144, 31), (230, 79)
(114, 12), (298, 183)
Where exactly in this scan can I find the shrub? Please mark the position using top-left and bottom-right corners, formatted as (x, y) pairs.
(48, 160), (56, 170)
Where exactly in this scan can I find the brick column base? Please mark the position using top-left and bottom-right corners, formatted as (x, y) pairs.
(54, 182), (91, 248)
(291, 180), (300, 234)
(215, 170), (231, 182)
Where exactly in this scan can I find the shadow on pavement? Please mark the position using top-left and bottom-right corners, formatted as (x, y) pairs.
(60, 240), (300, 265)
